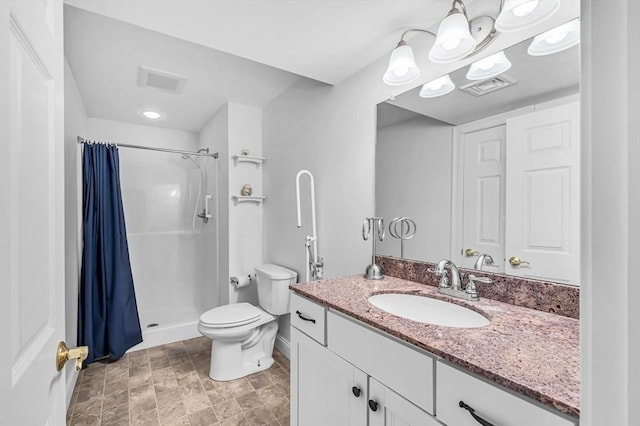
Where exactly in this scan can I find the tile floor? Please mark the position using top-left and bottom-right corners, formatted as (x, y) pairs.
(66, 337), (290, 426)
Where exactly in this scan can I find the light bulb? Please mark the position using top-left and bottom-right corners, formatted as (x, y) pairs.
(512, 0), (539, 17)
(394, 67), (409, 77)
(528, 19), (580, 56)
(442, 38), (462, 51)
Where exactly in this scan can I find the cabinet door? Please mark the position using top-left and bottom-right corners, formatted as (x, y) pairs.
(368, 378), (440, 426)
(462, 125), (506, 272)
(505, 101), (580, 284)
(291, 328), (367, 426)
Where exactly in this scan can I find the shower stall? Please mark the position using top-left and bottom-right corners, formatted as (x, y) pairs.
(115, 143), (219, 349)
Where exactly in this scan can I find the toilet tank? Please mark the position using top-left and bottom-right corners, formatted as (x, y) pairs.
(255, 264), (297, 315)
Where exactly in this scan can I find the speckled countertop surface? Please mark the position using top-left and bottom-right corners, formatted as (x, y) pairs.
(290, 275), (579, 418)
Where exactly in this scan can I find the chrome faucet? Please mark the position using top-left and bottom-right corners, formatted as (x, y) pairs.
(432, 259), (463, 291)
(473, 253), (494, 271)
(430, 259), (492, 301)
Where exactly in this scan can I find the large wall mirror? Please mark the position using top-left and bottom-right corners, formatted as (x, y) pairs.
(376, 25), (580, 286)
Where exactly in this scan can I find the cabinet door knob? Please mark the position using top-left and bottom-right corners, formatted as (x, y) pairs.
(368, 399), (378, 411)
(459, 401), (494, 426)
(351, 386), (361, 398)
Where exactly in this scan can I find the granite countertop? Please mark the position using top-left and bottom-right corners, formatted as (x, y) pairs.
(290, 275), (579, 418)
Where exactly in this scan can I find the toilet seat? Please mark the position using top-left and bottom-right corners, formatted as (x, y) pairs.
(200, 303), (262, 328)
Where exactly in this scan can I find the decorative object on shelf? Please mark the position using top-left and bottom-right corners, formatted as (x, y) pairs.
(241, 148), (250, 156)
(232, 195), (266, 205)
(240, 184), (253, 196)
(362, 217), (385, 280)
(382, 0), (561, 86)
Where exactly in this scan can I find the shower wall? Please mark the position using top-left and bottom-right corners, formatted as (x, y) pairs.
(87, 118), (218, 349)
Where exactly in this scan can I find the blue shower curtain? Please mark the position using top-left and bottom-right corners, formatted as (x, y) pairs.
(79, 143), (142, 363)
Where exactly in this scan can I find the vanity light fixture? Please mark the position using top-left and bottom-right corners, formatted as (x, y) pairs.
(382, 0), (560, 86)
(466, 50), (512, 80)
(428, 0), (477, 64)
(527, 19), (580, 56)
(495, 0), (560, 32)
(419, 75), (456, 98)
(383, 40), (421, 86)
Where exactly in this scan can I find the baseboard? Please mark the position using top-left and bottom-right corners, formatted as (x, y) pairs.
(275, 333), (290, 359)
(66, 369), (79, 409)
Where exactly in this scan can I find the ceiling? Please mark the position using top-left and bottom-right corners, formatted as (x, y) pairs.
(385, 32), (580, 125)
(64, 6), (303, 132)
(64, 0), (580, 132)
(64, 0), (465, 86)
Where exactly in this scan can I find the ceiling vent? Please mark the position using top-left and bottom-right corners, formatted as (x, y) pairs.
(137, 66), (187, 94)
(459, 75), (516, 97)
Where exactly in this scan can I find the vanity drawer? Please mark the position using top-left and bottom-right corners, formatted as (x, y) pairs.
(290, 293), (326, 345)
(436, 361), (576, 426)
(327, 310), (434, 414)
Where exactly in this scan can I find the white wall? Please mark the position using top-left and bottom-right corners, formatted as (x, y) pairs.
(63, 58), (87, 406)
(376, 116), (453, 261)
(227, 103), (263, 304)
(581, 1), (640, 424)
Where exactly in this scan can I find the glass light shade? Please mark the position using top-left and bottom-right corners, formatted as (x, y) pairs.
(383, 43), (421, 86)
(428, 11), (477, 63)
(466, 51), (512, 80)
(495, 0), (560, 32)
(528, 19), (580, 56)
(419, 75), (456, 98)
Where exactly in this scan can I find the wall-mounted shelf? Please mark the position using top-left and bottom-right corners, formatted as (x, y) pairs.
(232, 195), (266, 205)
(232, 154), (266, 166)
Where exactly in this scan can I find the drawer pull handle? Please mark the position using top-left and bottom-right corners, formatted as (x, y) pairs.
(352, 386), (361, 398)
(368, 399), (378, 411)
(459, 401), (494, 426)
(295, 310), (316, 324)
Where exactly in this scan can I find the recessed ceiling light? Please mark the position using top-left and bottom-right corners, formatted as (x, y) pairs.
(141, 110), (163, 120)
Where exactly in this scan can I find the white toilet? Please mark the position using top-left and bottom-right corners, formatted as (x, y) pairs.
(198, 264), (297, 381)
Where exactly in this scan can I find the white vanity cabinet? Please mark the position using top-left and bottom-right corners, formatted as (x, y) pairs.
(290, 293), (577, 426)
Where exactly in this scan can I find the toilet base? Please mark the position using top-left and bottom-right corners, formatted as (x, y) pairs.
(207, 320), (279, 381)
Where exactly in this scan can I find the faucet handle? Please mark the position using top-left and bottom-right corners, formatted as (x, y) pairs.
(467, 274), (492, 285)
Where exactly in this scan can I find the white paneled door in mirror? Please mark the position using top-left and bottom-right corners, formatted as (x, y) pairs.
(0, 0), (66, 424)
(505, 102), (580, 284)
(461, 126), (506, 273)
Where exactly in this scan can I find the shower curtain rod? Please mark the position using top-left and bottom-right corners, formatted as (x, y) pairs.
(77, 136), (219, 159)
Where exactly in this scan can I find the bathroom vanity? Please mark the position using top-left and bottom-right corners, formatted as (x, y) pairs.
(289, 275), (579, 426)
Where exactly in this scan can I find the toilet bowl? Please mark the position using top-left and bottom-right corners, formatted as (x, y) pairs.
(198, 264), (297, 381)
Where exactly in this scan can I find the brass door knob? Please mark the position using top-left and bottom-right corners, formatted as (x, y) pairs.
(464, 248), (480, 257)
(56, 341), (89, 372)
(508, 256), (530, 267)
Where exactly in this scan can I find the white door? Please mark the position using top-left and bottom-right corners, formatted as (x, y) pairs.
(0, 1), (66, 424)
(505, 102), (580, 284)
(368, 377), (439, 426)
(291, 328), (367, 426)
(461, 126), (506, 272)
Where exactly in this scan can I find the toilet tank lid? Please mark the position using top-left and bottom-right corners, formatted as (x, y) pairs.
(255, 264), (297, 280)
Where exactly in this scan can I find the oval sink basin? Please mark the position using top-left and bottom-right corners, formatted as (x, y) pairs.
(368, 293), (489, 328)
